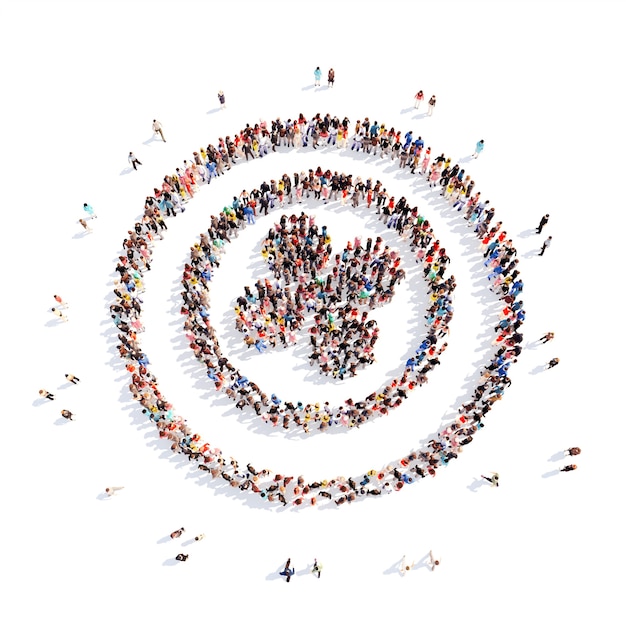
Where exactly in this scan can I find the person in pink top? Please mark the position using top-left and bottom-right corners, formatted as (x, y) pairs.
(414, 90), (424, 109)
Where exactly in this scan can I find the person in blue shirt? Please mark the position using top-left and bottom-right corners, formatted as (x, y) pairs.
(403, 131), (413, 150)
(472, 139), (485, 158)
(280, 558), (295, 582)
(314, 67), (321, 86)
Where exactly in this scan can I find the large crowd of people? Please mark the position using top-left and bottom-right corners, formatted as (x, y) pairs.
(110, 110), (524, 507)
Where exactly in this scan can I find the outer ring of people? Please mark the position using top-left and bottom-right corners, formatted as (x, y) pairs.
(113, 111), (524, 508)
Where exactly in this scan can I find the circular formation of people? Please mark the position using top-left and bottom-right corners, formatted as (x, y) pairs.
(110, 91), (530, 508)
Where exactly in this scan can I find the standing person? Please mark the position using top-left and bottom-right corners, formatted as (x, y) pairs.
(565, 447), (581, 456)
(538, 331), (555, 343)
(83, 203), (97, 219)
(217, 90), (226, 109)
(152, 119), (166, 142)
(481, 471), (499, 487)
(327, 68), (335, 87)
(311, 558), (322, 578)
(170, 527), (185, 539)
(53, 294), (68, 308)
(65, 373), (80, 384)
(414, 89), (424, 109)
(105, 486), (124, 496)
(427, 95), (436, 116)
(52, 307), (69, 321)
(280, 558), (295, 582)
(60, 409), (74, 420)
(538, 236), (552, 256)
(472, 139), (485, 158)
(536, 214), (550, 234)
(429, 550), (440, 571)
(39, 389), (55, 401)
(128, 152), (142, 170)
(546, 357), (560, 369)
(314, 66), (322, 87)
(176, 554), (189, 561)
(400, 555), (415, 575)
(78, 219), (92, 233)
(560, 464), (577, 472)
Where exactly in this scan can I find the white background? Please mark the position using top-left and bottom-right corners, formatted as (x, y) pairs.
(2, 1), (624, 624)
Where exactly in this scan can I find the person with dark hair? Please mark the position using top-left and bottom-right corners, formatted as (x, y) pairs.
(61, 409), (74, 420)
(280, 558), (295, 582)
(565, 447), (581, 456)
(311, 558), (322, 578)
(218, 91), (226, 109)
(427, 94), (436, 116)
(314, 67), (321, 86)
(83, 203), (97, 219)
(538, 236), (552, 256)
(128, 152), (142, 170)
(481, 471), (499, 487)
(536, 214), (549, 234)
(414, 89), (424, 109)
(547, 357), (560, 369)
(327, 68), (335, 87)
(170, 527), (185, 539)
(429, 550), (440, 571)
(152, 119), (166, 142)
(65, 373), (80, 384)
(175, 554), (189, 561)
(472, 140), (485, 158)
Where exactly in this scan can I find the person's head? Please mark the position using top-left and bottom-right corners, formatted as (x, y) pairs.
(434, 560), (440, 566)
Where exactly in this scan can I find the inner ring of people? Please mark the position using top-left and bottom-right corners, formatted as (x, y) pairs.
(115, 112), (524, 507)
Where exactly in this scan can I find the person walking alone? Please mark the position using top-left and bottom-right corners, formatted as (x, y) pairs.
(314, 67), (321, 87)
(52, 307), (69, 321)
(481, 471), (499, 487)
(327, 68), (335, 87)
(218, 91), (226, 109)
(472, 140), (485, 158)
(429, 550), (440, 571)
(105, 486), (124, 496)
(152, 119), (166, 142)
(538, 332), (554, 344)
(128, 152), (142, 170)
(538, 236), (552, 256)
(311, 558), (322, 578)
(428, 95), (436, 116)
(280, 558), (295, 582)
(536, 214), (549, 234)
